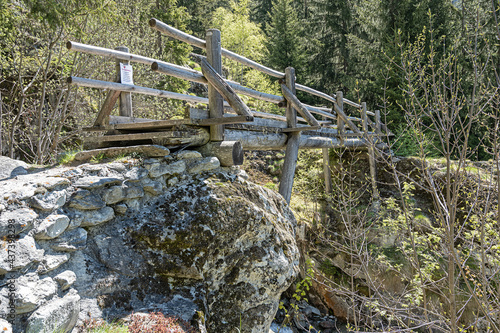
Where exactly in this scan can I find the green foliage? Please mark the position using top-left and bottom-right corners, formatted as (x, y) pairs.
(265, 0), (305, 72)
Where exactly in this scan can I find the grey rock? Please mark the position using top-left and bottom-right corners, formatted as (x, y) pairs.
(187, 157), (220, 174)
(0, 156), (29, 179)
(125, 167), (149, 182)
(30, 190), (67, 211)
(0, 319), (12, 333)
(147, 160), (186, 178)
(106, 162), (127, 173)
(54, 271), (77, 291)
(0, 234), (44, 274)
(0, 208), (38, 237)
(142, 180), (163, 195)
(37, 253), (70, 274)
(102, 186), (125, 205)
(25, 291), (80, 333)
(36, 177), (70, 190)
(62, 168), (83, 179)
(50, 228), (87, 252)
(167, 177), (179, 187)
(73, 176), (122, 189)
(176, 150), (202, 160)
(34, 214), (70, 240)
(129, 173), (299, 333)
(69, 190), (105, 210)
(125, 198), (141, 211)
(15, 273), (58, 314)
(124, 184), (144, 199)
(78, 206), (114, 227)
(113, 204), (128, 215)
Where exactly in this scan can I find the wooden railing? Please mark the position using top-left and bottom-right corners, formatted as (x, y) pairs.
(66, 18), (388, 203)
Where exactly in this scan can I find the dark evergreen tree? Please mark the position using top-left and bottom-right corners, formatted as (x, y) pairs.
(265, 0), (304, 73)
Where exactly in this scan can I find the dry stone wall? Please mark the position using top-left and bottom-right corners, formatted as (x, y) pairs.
(0, 151), (299, 333)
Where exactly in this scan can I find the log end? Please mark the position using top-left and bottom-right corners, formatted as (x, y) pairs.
(66, 76), (73, 84)
(151, 62), (159, 71)
(232, 141), (244, 166)
(149, 18), (157, 27)
(66, 41), (73, 50)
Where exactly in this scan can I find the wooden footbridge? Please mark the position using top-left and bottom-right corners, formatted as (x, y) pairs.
(67, 18), (388, 203)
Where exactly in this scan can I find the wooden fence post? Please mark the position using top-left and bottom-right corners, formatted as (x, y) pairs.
(335, 91), (344, 145)
(362, 102), (379, 202)
(115, 46), (133, 117)
(279, 67), (300, 204)
(206, 29), (224, 141)
(375, 110), (382, 135)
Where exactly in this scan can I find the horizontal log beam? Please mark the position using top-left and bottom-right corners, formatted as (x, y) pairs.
(68, 76), (210, 105)
(84, 128), (210, 146)
(149, 18), (285, 78)
(74, 145), (171, 161)
(151, 62), (283, 104)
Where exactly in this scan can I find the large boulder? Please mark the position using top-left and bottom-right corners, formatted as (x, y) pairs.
(127, 172), (299, 333)
(0, 156), (28, 179)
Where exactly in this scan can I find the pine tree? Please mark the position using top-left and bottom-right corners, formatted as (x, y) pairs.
(265, 0), (304, 73)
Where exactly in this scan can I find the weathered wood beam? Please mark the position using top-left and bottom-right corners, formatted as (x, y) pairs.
(84, 128), (210, 146)
(206, 29), (224, 141)
(362, 102), (379, 201)
(196, 141), (243, 166)
(83, 115), (253, 132)
(151, 62), (283, 104)
(115, 46), (133, 117)
(200, 59), (253, 120)
(279, 67), (300, 204)
(94, 90), (121, 127)
(149, 18), (286, 79)
(74, 145), (170, 161)
(68, 76), (210, 105)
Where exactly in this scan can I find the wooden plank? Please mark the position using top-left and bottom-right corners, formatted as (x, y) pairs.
(84, 128), (210, 146)
(84, 116), (252, 132)
(281, 126), (320, 132)
(200, 59), (253, 119)
(109, 116), (157, 124)
(94, 90), (121, 127)
(74, 145), (170, 161)
(206, 29), (224, 141)
(281, 84), (320, 127)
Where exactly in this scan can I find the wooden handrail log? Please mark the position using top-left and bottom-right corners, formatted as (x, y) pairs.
(67, 76), (211, 105)
(148, 18), (206, 50)
(200, 58), (253, 119)
(281, 84), (320, 127)
(151, 62), (284, 104)
(149, 18), (284, 78)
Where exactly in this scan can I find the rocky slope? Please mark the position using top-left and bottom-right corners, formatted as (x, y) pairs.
(0, 151), (299, 333)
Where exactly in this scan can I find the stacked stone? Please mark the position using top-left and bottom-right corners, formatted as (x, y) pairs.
(0, 151), (221, 333)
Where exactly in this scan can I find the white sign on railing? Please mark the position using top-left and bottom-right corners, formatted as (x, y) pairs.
(120, 63), (134, 85)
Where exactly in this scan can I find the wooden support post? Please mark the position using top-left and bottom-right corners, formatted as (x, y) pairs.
(375, 110), (382, 135)
(322, 123), (333, 195)
(279, 67), (300, 204)
(206, 29), (224, 141)
(115, 46), (133, 117)
(362, 102), (379, 202)
(335, 91), (345, 145)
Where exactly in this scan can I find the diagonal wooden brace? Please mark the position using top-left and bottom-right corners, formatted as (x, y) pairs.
(280, 84), (320, 127)
(200, 59), (254, 121)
